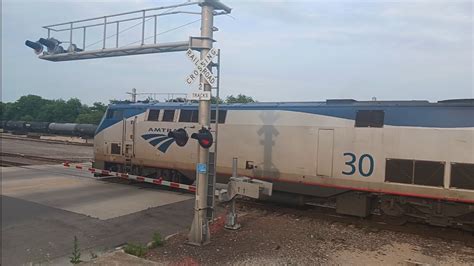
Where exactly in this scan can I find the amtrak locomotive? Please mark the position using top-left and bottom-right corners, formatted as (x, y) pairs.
(93, 99), (474, 230)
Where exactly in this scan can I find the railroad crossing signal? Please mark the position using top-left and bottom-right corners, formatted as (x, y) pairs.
(191, 127), (214, 149)
(25, 40), (44, 54)
(168, 128), (189, 147)
(185, 48), (218, 86)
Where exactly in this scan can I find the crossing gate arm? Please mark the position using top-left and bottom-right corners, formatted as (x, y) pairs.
(63, 162), (196, 193)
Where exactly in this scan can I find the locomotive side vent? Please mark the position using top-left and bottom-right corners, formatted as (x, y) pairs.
(385, 159), (444, 187)
(111, 143), (121, 155)
(450, 163), (474, 190)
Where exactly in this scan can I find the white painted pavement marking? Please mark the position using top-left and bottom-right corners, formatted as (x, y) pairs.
(1, 164), (193, 220)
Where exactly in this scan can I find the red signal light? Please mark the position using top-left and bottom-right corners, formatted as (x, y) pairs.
(191, 127), (213, 149)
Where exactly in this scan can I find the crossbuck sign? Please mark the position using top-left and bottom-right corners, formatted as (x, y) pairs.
(185, 48), (217, 87)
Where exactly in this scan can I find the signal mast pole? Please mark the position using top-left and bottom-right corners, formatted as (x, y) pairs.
(188, 1), (214, 246)
(26, 0), (231, 247)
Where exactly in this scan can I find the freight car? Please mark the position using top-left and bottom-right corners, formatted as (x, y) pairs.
(75, 124), (98, 137)
(48, 123), (79, 135)
(28, 121), (51, 133)
(1, 121), (97, 137)
(5, 121), (29, 134)
(77, 99), (474, 230)
(48, 123), (98, 137)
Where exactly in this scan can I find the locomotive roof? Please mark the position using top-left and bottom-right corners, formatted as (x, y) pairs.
(109, 98), (474, 108)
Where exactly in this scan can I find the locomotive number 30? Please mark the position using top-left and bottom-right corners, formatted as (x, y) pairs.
(342, 152), (374, 177)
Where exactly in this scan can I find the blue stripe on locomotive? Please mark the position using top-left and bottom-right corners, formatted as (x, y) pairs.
(95, 101), (474, 135)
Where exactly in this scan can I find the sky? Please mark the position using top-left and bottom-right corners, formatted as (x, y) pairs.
(1, 0), (473, 105)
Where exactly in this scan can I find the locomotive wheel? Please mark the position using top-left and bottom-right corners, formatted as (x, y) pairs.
(380, 198), (408, 225)
(381, 214), (408, 226)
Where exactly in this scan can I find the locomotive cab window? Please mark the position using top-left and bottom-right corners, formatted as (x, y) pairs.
(179, 110), (198, 123)
(450, 163), (474, 190)
(106, 109), (124, 120)
(211, 110), (227, 124)
(162, 110), (175, 122)
(147, 110), (160, 121)
(355, 110), (384, 128)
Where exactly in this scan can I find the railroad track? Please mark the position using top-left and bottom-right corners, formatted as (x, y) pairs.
(0, 133), (93, 146)
(0, 160), (30, 167)
(0, 152), (89, 165)
(233, 199), (474, 247)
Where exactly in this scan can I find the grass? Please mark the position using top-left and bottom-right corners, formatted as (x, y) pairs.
(124, 243), (148, 257)
(123, 232), (164, 258)
(70, 236), (82, 264)
(151, 232), (164, 248)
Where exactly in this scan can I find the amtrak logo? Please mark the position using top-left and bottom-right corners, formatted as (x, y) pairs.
(141, 133), (175, 153)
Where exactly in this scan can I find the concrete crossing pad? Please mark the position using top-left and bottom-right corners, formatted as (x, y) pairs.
(1, 164), (193, 219)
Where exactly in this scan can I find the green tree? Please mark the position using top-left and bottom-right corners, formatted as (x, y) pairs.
(14, 95), (48, 121)
(1, 95), (107, 124)
(19, 115), (34, 121)
(75, 102), (107, 124)
(225, 94), (256, 104)
(0, 102), (10, 120)
(211, 96), (224, 104)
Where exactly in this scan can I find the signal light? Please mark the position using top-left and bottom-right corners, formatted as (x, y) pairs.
(168, 128), (189, 147)
(38, 38), (58, 50)
(37, 37), (65, 54)
(26, 38), (81, 55)
(25, 40), (44, 55)
(191, 127), (213, 149)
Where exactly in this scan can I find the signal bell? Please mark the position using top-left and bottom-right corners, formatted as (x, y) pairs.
(191, 127), (213, 149)
(168, 128), (189, 147)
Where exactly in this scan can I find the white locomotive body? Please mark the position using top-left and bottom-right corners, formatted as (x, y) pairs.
(93, 99), (474, 229)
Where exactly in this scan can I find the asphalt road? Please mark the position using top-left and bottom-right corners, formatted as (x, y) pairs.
(1, 164), (194, 265)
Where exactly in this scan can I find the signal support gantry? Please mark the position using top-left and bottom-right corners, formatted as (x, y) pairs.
(25, 0), (231, 246)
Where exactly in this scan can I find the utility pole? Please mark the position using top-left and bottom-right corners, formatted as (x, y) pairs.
(126, 88), (137, 102)
(132, 88), (137, 102)
(188, 1), (214, 246)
